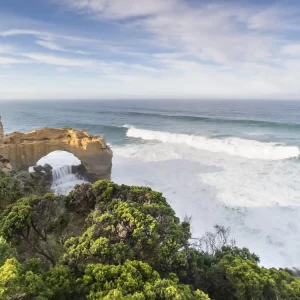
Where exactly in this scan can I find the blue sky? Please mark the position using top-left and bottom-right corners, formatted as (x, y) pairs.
(0, 0), (300, 100)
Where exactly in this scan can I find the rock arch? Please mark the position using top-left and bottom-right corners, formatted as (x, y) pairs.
(0, 126), (112, 182)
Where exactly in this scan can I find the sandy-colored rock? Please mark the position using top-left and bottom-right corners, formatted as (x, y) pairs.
(0, 117), (3, 139)
(0, 126), (113, 181)
(0, 154), (13, 174)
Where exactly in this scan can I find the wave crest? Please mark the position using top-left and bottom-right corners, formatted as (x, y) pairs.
(126, 127), (299, 160)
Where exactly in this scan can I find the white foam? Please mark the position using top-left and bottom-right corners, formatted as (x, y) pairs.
(114, 143), (182, 161)
(30, 151), (87, 195)
(35, 151), (81, 169)
(112, 140), (300, 269)
(126, 127), (299, 160)
(52, 172), (86, 195)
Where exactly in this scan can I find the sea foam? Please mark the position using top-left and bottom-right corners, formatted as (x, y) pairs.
(113, 128), (300, 269)
(126, 126), (299, 160)
(32, 151), (87, 195)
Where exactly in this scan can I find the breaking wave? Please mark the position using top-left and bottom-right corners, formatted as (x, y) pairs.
(126, 127), (300, 160)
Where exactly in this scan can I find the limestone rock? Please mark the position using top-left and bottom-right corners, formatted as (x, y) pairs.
(71, 164), (87, 178)
(0, 155), (9, 164)
(43, 163), (53, 173)
(15, 170), (52, 195)
(0, 154), (13, 174)
(33, 165), (44, 173)
(15, 170), (32, 182)
(0, 117), (3, 139)
(0, 127), (113, 182)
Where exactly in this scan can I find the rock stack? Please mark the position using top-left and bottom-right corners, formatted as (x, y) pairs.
(0, 115), (3, 139)
(0, 116), (11, 173)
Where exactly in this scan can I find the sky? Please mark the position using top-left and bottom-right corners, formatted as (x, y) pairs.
(0, 0), (300, 100)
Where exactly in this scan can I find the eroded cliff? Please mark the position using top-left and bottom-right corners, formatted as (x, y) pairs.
(0, 125), (112, 181)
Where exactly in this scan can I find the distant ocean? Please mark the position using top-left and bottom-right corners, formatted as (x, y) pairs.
(2, 99), (300, 269)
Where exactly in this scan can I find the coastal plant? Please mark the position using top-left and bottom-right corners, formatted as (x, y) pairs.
(0, 180), (300, 299)
(0, 173), (24, 210)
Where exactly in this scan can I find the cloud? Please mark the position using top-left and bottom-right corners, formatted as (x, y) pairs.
(281, 44), (300, 56)
(135, 4), (279, 66)
(0, 28), (95, 58)
(36, 40), (65, 51)
(0, 28), (99, 45)
(21, 53), (94, 67)
(0, 44), (15, 54)
(0, 29), (51, 39)
(59, 0), (285, 66)
(60, 0), (176, 19)
(246, 4), (300, 31)
(0, 57), (28, 65)
(36, 39), (91, 55)
(1, 0), (300, 99)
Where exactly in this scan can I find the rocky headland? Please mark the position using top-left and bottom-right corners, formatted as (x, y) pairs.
(0, 120), (113, 183)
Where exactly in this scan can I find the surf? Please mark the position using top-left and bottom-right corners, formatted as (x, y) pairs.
(126, 126), (300, 161)
(30, 151), (88, 195)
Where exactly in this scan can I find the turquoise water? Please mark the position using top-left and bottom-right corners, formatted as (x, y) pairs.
(1, 100), (300, 268)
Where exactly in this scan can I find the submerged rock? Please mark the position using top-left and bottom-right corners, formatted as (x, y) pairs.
(33, 165), (44, 173)
(43, 163), (53, 173)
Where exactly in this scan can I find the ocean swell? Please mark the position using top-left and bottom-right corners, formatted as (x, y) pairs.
(119, 111), (300, 129)
(126, 126), (300, 160)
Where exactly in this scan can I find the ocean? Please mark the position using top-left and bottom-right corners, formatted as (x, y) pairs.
(1, 99), (300, 269)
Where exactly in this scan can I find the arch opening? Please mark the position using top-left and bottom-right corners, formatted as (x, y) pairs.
(30, 150), (89, 195)
(0, 126), (112, 187)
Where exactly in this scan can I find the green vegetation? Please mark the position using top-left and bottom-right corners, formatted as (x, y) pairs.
(0, 173), (299, 299)
(0, 172), (24, 210)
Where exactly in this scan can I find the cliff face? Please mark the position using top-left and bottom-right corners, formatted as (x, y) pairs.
(0, 127), (112, 181)
(0, 155), (12, 174)
(0, 118), (3, 139)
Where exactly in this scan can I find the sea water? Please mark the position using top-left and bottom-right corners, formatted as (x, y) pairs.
(1, 99), (300, 268)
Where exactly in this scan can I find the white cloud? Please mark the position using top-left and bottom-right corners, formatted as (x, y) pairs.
(0, 28), (99, 45)
(144, 4), (282, 64)
(281, 44), (300, 56)
(0, 29), (51, 39)
(36, 39), (91, 55)
(0, 57), (28, 65)
(1, 0), (300, 99)
(60, 0), (282, 65)
(36, 40), (65, 51)
(246, 6), (285, 30)
(61, 0), (176, 19)
(21, 53), (94, 67)
(0, 28), (104, 58)
(0, 44), (15, 54)
(246, 5), (300, 31)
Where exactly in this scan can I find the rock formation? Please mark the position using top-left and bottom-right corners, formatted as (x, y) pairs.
(0, 155), (13, 174)
(15, 170), (52, 195)
(0, 126), (112, 182)
(0, 116), (3, 139)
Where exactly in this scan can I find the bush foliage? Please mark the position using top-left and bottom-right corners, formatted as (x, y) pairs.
(0, 174), (299, 299)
